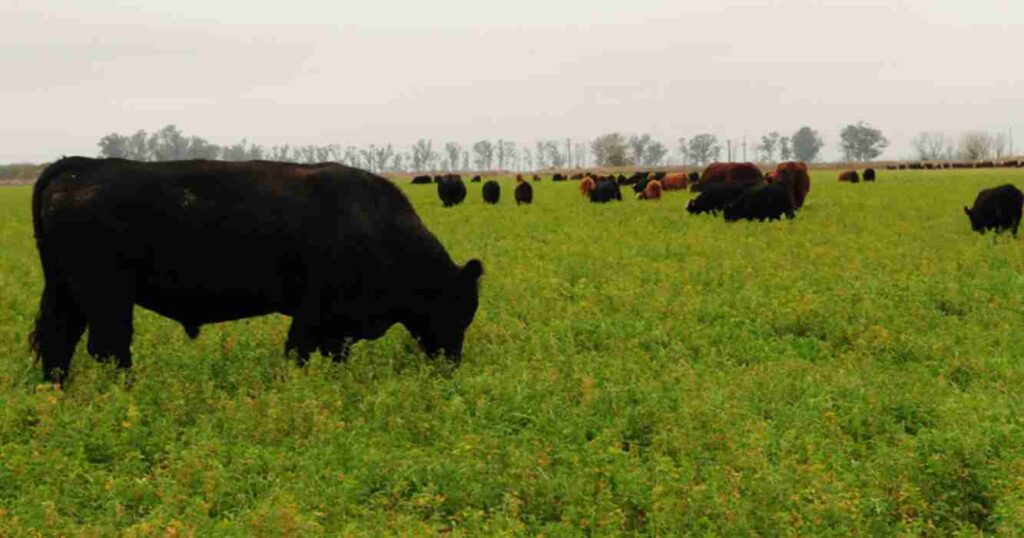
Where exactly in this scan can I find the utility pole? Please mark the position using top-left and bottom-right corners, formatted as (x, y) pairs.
(727, 140), (733, 161)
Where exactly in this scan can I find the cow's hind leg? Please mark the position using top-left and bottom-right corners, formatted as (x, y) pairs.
(82, 285), (135, 371)
(31, 279), (87, 383)
(285, 318), (319, 366)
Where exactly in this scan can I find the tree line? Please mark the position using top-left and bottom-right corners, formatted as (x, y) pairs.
(97, 122), (897, 172)
(910, 130), (1014, 162)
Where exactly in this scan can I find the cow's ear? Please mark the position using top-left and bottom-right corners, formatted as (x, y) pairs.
(462, 259), (484, 281)
(963, 206), (971, 216)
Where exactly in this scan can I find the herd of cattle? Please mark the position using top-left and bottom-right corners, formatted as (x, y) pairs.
(417, 161), (1024, 233)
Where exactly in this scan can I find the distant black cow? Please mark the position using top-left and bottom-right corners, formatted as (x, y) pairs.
(686, 181), (759, 215)
(652, 171), (667, 180)
(552, 174), (566, 182)
(589, 179), (622, 203)
(964, 184), (1024, 236)
(482, 180), (501, 204)
(863, 168), (876, 181)
(688, 171), (700, 183)
(412, 175), (432, 184)
(723, 182), (796, 222)
(532, 174), (541, 182)
(29, 157), (484, 383)
(438, 175), (467, 207)
(570, 173), (584, 180)
(471, 175), (482, 183)
(514, 181), (533, 205)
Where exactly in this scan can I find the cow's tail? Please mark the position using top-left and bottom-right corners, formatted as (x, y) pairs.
(29, 157), (91, 373)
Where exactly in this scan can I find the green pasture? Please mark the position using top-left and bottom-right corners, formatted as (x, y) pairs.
(1, 169), (1024, 535)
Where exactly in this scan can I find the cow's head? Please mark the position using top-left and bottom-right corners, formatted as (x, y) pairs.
(406, 259), (483, 362)
(964, 206), (981, 231)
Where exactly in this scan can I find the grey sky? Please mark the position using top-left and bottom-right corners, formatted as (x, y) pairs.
(3, 0), (1022, 163)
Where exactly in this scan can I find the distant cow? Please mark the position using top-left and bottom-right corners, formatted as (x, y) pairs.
(532, 174), (541, 182)
(590, 179), (622, 203)
(688, 171), (700, 183)
(514, 181), (533, 205)
(438, 175), (467, 207)
(637, 180), (663, 200)
(482, 180), (501, 204)
(863, 168), (876, 181)
(570, 173), (584, 180)
(686, 181), (759, 216)
(515, 174), (523, 182)
(412, 175), (432, 184)
(580, 177), (597, 197)
(775, 161), (811, 209)
(693, 162), (764, 192)
(652, 171), (667, 180)
(724, 181), (796, 222)
(660, 172), (688, 191)
(838, 170), (860, 183)
(552, 174), (566, 182)
(964, 184), (1024, 236)
(471, 175), (482, 183)
(30, 157), (483, 382)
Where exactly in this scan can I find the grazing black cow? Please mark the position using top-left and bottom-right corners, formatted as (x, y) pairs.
(652, 171), (667, 180)
(29, 157), (484, 383)
(482, 180), (501, 204)
(552, 174), (566, 182)
(723, 181), (796, 222)
(532, 174), (541, 182)
(412, 175), (432, 184)
(688, 171), (700, 183)
(471, 175), (482, 183)
(964, 184), (1024, 236)
(438, 175), (467, 207)
(863, 168), (876, 181)
(589, 179), (622, 203)
(686, 181), (759, 215)
(514, 181), (533, 205)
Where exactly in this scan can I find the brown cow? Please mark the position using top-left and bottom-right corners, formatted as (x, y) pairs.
(579, 177), (597, 196)
(838, 170), (860, 183)
(693, 162), (764, 191)
(765, 171), (777, 183)
(637, 179), (663, 200)
(660, 172), (688, 191)
(775, 161), (811, 209)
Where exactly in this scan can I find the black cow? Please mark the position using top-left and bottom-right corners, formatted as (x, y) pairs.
(589, 179), (622, 203)
(482, 180), (501, 204)
(438, 175), (467, 207)
(863, 168), (876, 181)
(552, 174), (566, 182)
(723, 182), (796, 222)
(514, 181), (533, 205)
(412, 175), (432, 184)
(652, 171), (667, 180)
(471, 175), (482, 183)
(29, 157), (484, 383)
(964, 184), (1024, 236)
(686, 181), (758, 215)
(688, 171), (700, 183)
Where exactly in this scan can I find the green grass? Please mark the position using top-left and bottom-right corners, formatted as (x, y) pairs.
(2, 169), (1024, 535)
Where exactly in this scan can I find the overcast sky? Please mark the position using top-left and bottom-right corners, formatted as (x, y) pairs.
(2, 0), (1022, 163)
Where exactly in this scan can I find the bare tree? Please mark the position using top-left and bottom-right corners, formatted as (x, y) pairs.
(342, 146), (361, 168)
(628, 134), (653, 165)
(591, 133), (630, 167)
(687, 134), (722, 165)
(757, 131), (781, 162)
(472, 140), (495, 170)
(500, 140), (517, 171)
(544, 140), (566, 168)
(521, 148), (533, 171)
(677, 137), (690, 165)
(534, 141), (548, 169)
(993, 132), (1008, 159)
(959, 131), (993, 161)
(573, 142), (588, 168)
(444, 142), (461, 171)
(643, 140), (668, 166)
(410, 139), (436, 172)
(373, 144), (395, 171)
(911, 132), (951, 161)
(98, 133), (129, 158)
(779, 136), (792, 161)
